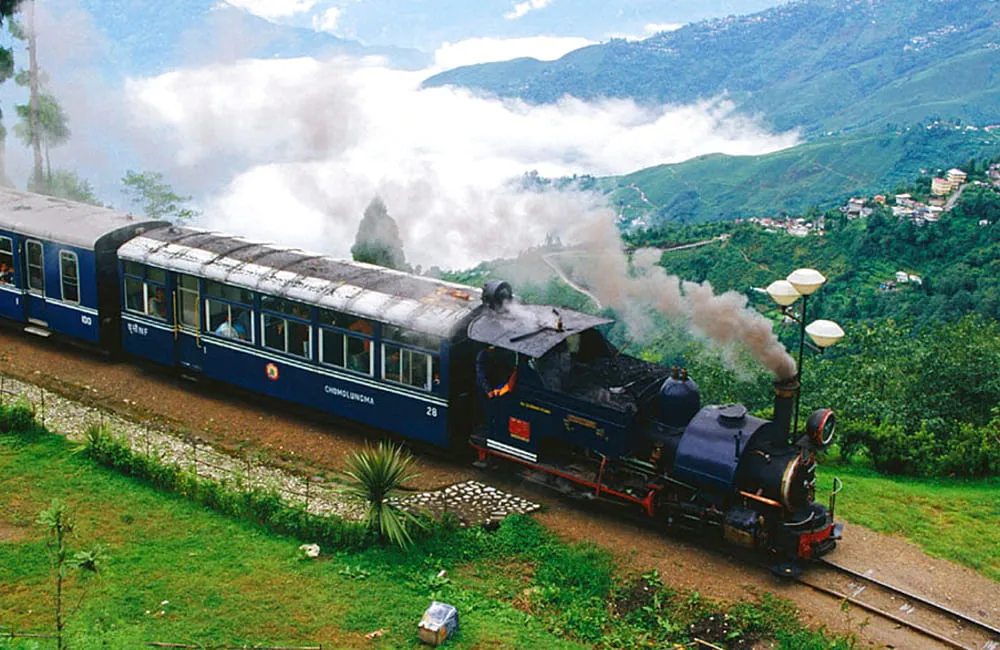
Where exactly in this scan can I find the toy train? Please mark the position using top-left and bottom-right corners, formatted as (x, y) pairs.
(0, 187), (842, 569)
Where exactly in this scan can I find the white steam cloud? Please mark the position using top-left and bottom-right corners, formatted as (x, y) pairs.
(123, 52), (800, 269)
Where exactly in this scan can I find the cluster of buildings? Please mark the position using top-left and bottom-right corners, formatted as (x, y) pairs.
(742, 215), (822, 236)
(879, 271), (923, 292)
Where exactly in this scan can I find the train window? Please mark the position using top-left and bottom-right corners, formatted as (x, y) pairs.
(59, 251), (80, 303)
(122, 263), (167, 320)
(262, 312), (311, 358)
(317, 309), (373, 374)
(206, 298), (253, 342)
(0, 237), (13, 285)
(320, 328), (372, 374)
(177, 274), (199, 329)
(382, 343), (439, 391)
(26, 240), (44, 293)
(204, 280), (253, 305)
(382, 325), (441, 352)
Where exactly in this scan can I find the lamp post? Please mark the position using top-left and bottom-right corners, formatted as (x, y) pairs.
(765, 269), (844, 439)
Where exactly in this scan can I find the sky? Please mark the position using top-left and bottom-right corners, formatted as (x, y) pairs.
(5, 0), (800, 270)
(222, 0), (790, 51)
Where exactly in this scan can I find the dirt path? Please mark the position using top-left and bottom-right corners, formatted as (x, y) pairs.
(2, 327), (997, 649)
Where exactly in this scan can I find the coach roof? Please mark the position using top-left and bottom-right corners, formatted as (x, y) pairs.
(0, 187), (166, 249)
(118, 226), (483, 338)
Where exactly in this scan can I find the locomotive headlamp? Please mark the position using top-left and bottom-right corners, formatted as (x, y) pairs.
(787, 268), (826, 295)
(806, 409), (836, 447)
(805, 319), (844, 348)
(766, 280), (801, 306)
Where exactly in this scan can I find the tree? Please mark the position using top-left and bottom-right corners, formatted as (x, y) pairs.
(344, 441), (422, 548)
(43, 169), (102, 205)
(121, 170), (199, 223)
(14, 86), (70, 184)
(0, 0), (22, 184)
(351, 196), (409, 271)
(37, 500), (106, 650)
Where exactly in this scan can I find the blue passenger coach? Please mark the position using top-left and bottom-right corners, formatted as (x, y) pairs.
(0, 188), (166, 346)
(116, 226), (483, 446)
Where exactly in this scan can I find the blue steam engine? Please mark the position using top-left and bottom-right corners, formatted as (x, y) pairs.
(468, 282), (842, 569)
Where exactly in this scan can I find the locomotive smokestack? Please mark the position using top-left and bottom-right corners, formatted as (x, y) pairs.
(772, 378), (799, 441)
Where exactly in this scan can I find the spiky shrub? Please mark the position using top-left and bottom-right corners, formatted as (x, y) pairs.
(345, 441), (422, 548)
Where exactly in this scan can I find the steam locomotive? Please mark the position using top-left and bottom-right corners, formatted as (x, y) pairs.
(0, 187), (841, 569)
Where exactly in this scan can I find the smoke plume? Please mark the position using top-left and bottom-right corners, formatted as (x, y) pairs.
(564, 213), (797, 379)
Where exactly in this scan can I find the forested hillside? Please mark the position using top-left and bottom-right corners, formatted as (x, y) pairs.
(424, 0), (1000, 137)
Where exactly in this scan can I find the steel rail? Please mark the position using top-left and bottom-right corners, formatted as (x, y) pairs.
(795, 558), (1000, 650)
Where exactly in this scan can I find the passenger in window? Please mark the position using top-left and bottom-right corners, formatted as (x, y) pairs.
(149, 288), (167, 319)
(349, 318), (373, 351)
(215, 314), (246, 340)
(0, 263), (12, 284)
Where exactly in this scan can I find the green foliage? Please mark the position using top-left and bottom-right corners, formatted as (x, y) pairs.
(809, 316), (1000, 476)
(344, 441), (422, 548)
(120, 170), (200, 223)
(34, 170), (103, 206)
(14, 93), (69, 151)
(0, 400), (38, 435)
(351, 195), (409, 271)
(37, 500), (106, 650)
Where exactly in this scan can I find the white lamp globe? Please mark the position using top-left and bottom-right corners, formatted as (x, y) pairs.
(806, 319), (845, 348)
(787, 268), (827, 295)
(766, 280), (801, 306)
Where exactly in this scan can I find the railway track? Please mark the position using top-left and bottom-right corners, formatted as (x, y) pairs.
(797, 559), (1000, 650)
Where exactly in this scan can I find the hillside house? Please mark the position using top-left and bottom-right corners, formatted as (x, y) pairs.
(947, 168), (968, 185)
(932, 176), (955, 196)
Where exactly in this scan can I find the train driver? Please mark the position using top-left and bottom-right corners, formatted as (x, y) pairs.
(476, 345), (517, 399)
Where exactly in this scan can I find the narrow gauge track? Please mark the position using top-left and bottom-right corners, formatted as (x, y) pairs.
(797, 559), (1000, 650)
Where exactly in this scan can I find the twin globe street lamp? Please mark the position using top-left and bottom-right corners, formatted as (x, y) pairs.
(765, 268), (845, 439)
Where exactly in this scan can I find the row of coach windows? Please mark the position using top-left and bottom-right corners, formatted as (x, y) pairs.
(0, 238), (79, 304)
(122, 266), (440, 391)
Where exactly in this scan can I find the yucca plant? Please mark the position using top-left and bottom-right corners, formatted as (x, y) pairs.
(344, 441), (422, 548)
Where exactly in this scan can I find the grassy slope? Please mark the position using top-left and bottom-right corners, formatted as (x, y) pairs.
(609, 127), (1000, 224)
(817, 464), (1000, 582)
(0, 432), (586, 649)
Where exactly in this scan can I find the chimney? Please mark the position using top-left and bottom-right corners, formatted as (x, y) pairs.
(772, 378), (800, 441)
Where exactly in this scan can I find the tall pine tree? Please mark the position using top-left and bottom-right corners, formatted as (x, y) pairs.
(351, 196), (409, 271)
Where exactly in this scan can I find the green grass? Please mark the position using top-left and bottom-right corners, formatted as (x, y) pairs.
(0, 421), (850, 650)
(817, 463), (1000, 581)
(0, 430), (587, 649)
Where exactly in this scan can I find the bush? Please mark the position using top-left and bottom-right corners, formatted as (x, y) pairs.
(0, 400), (39, 435)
